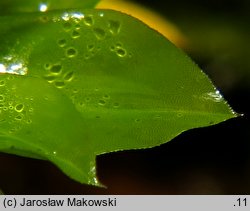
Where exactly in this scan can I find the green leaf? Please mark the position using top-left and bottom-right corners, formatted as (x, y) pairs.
(0, 9), (237, 185)
(0, 0), (100, 15)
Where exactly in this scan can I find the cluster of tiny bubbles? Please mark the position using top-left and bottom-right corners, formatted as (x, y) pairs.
(0, 85), (34, 132)
(110, 42), (127, 58)
(96, 94), (113, 107)
(43, 62), (75, 89)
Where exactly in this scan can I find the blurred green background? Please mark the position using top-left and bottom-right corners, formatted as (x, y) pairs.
(0, 0), (249, 194)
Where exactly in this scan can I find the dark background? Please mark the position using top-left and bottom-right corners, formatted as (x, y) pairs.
(0, 0), (249, 194)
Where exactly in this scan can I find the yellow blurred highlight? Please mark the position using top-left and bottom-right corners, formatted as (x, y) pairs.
(96, 0), (187, 47)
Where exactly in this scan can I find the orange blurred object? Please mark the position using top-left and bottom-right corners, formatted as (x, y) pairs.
(96, 0), (187, 47)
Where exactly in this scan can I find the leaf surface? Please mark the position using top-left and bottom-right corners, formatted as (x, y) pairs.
(0, 9), (237, 185)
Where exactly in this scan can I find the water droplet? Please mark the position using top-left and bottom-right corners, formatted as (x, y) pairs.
(44, 74), (57, 83)
(135, 118), (141, 122)
(57, 39), (67, 47)
(71, 30), (80, 39)
(84, 15), (94, 26)
(116, 43), (122, 48)
(98, 99), (106, 106)
(15, 104), (24, 112)
(75, 23), (81, 29)
(9, 105), (13, 110)
(26, 119), (32, 124)
(15, 114), (23, 121)
(108, 20), (121, 35)
(204, 90), (223, 102)
(177, 113), (183, 118)
(116, 47), (127, 57)
(93, 28), (106, 40)
(39, 3), (48, 12)
(0, 95), (4, 101)
(0, 80), (5, 86)
(64, 71), (74, 82)
(85, 97), (91, 102)
(66, 47), (78, 58)
(62, 21), (72, 31)
(52, 151), (57, 155)
(50, 64), (62, 75)
(113, 102), (120, 108)
(54, 80), (65, 89)
(79, 102), (85, 107)
(103, 94), (110, 99)
(84, 54), (90, 60)
(39, 15), (49, 23)
(87, 44), (95, 51)
(72, 88), (79, 93)
(44, 63), (51, 69)
(110, 45), (115, 51)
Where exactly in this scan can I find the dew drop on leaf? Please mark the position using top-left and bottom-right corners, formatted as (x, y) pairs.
(103, 94), (110, 99)
(44, 74), (57, 83)
(15, 104), (24, 112)
(84, 15), (94, 26)
(108, 20), (121, 35)
(57, 39), (67, 47)
(50, 64), (62, 75)
(116, 47), (127, 57)
(135, 118), (141, 123)
(93, 28), (106, 40)
(54, 80), (65, 89)
(110, 45), (115, 51)
(62, 22), (72, 31)
(64, 71), (74, 82)
(66, 47), (78, 58)
(113, 102), (120, 108)
(71, 30), (80, 39)
(15, 114), (23, 121)
(98, 99), (106, 106)
(87, 44), (95, 51)
(0, 95), (4, 102)
(0, 80), (5, 86)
